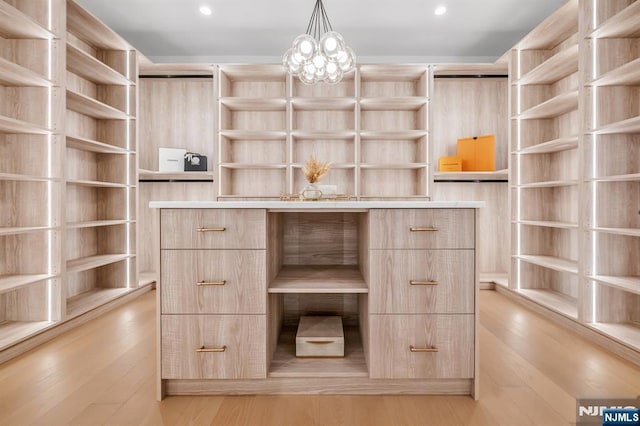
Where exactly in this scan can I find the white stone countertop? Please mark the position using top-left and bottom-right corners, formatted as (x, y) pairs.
(149, 200), (485, 209)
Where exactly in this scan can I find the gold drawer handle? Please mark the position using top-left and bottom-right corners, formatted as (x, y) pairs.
(410, 280), (439, 286)
(196, 345), (226, 353)
(196, 280), (226, 286)
(410, 227), (438, 232)
(306, 340), (335, 344)
(410, 345), (439, 353)
(197, 227), (226, 232)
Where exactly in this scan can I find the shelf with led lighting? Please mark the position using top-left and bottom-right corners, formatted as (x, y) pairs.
(593, 115), (640, 135)
(67, 0), (132, 50)
(0, 56), (52, 87)
(517, 90), (579, 120)
(590, 57), (640, 87)
(66, 90), (129, 121)
(359, 97), (428, 111)
(591, 275), (640, 296)
(0, 274), (55, 296)
(589, 1), (640, 39)
(517, 44), (579, 85)
(66, 43), (130, 86)
(219, 97), (287, 111)
(518, 180), (579, 188)
(518, 220), (579, 230)
(0, 115), (50, 135)
(0, 2), (54, 40)
(291, 98), (356, 110)
(66, 135), (128, 154)
(518, 136), (578, 155)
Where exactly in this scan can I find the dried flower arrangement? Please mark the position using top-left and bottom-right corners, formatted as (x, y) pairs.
(302, 155), (332, 184)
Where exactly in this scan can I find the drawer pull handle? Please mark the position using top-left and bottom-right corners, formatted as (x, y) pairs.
(410, 345), (438, 353)
(197, 227), (226, 232)
(410, 280), (439, 286)
(196, 280), (226, 286)
(410, 227), (438, 232)
(306, 340), (335, 344)
(197, 345), (226, 353)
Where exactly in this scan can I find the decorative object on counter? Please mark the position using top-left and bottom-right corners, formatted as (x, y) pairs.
(184, 152), (208, 171)
(158, 147), (187, 172)
(301, 155), (332, 200)
(282, 0), (356, 85)
(296, 316), (345, 358)
(457, 134), (496, 171)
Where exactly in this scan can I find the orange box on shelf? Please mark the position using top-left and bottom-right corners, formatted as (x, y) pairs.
(438, 156), (462, 172)
(457, 134), (495, 171)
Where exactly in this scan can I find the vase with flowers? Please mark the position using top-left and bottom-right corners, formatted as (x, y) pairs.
(301, 155), (331, 200)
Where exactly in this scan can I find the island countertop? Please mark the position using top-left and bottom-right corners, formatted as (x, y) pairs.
(149, 200), (485, 209)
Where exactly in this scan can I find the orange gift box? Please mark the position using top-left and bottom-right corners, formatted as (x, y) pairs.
(438, 156), (462, 172)
(457, 135), (495, 171)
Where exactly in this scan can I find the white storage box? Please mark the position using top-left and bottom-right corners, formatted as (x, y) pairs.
(159, 148), (187, 172)
(295, 316), (344, 358)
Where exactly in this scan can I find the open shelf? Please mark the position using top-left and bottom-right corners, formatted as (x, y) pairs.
(66, 43), (130, 86)
(360, 97), (428, 111)
(589, 173), (640, 183)
(518, 220), (578, 229)
(219, 97), (286, 111)
(591, 275), (640, 296)
(0, 226), (52, 236)
(0, 172), (52, 182)
(67, 0), (131, 50)
(66, 90), (129, 120)
(268, 326), (367, 378)
(594, 116), (640, 134)
(138, 170), (214, 181)
(66, 254), (130, 274)
(220, 163), (287, 170)
(517, 255), (578, 274)
(0, 2), (54, 39)
(519, 136), (579, 155)
(291, 98), (356, 110)
(519, 180), (579, 188)
(219, 130), (287, 140)
(0, 56), (51, 87)
(66, 288), (134, 319)
(518, 90), (578, 119)
(591, 57), (640, 87)
(590, 323), (640, 351)
(291, 130), (356, 140)
(269, 266), (367, 294)
(0, 321), (52, 351)
(0, 114), (50, 135)
(66, 179), (127, 188)
(433, 170), (508, 182)
(359, 130), (428, 140)
(589, 1), (640, 39)
(0, 274), (53, 295)
(517, 44), (579, 85)
(593, 227), (640, 238)
(66, 135), (127, 154)
(67, 220), (131, 229)
(516, 0), (577, 50)
(516, 288), (578, 319)
(360, 163), (428, 170)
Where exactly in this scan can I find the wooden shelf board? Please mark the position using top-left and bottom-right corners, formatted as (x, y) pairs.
(519, 220), (578, 229)
(219, 97), (286, 111)
(66, 220), (130, 229)
(0, 172), (52, 182)
(479, 272), (509, 288)
(0, 321), (53, 352)
(517, 44), (579, 85)
(0, 226), (52, 236)
(517, 255), (578, 274)
(66, 90), (128, 120)
(589, 1), (640, 39)
(519, 180), (579, 188)
(138, 170), (214, 181)
(516, 288), (578, 319)
(291, 130), (356, 140)
(0, 2), (54, 39)
(66, 179), (127, 188)
(359, 64), (427, 81)
(0, 115), (50, 135)
(594, 115), (640, 135)
(269, 265), (367, 294)
(66, 288), (135, 319)
(516, 0), (578, 49)
(591, 275), (640, 296)
(220, 163), (287, 170)
(518, 90), (578, 119)
(359, 130), (428, 140)
(434, 170), (508, 181)
(269, 326), (368, 378)
(139, 272), (157, 287)
(67, 1), (131, 50)
(291, 98), (356, 110)
(591, 57), (640, 87)
(360, 97), (428, 111)
(66, 254), (130, 274)
(360, 163), (428, 170)
(66, 135), (127, 154)
(590, 173), (640, 183)
(519, 136), (579, 155)
(589, 322), (640, 351)
(219, 64), (287, 81)
(593, 227), (640, 237)
(0, 56), (51, 87)
(291, 163), (355, 170)
(67, 43), (130, 86)
(0, 274), (53, 295)
(219, 130), (287, 140)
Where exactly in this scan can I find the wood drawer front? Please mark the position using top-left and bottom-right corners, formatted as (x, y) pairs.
(161, 250), (266, 314)
(161, 209), (266, 249)
(369, 314), (474, 379)
(161, 315), (266, 379)
(369, 209), (475, 249)
(369, 250), (474, 314)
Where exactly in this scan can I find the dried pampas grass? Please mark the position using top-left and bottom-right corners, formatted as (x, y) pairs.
(303, 155), (331, 183)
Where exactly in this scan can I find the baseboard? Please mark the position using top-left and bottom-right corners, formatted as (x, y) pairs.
(493, 285), (640, 368)
(0, 283), (154, 365)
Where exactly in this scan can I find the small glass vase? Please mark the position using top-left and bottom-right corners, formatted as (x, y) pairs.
(301, 182), (323, 200)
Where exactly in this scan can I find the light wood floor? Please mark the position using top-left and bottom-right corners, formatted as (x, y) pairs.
(1, 290), (639, 425)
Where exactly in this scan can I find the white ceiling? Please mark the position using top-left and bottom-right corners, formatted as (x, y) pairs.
(76, 0), (567, 64)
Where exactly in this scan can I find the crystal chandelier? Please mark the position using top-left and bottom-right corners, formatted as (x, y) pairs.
(283, 0), (356, 85)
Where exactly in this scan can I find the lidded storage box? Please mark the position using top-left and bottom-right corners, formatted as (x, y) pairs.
(295, 316), (344, 358)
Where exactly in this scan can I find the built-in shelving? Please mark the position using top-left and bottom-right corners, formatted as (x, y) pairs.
(66, 135), (128, 154)
(589, 1), (640, 39)
(67, 220), (132, 229)
(269, 266), (367, 294)
(591, 275), (640, 296)
(594, 116), (640, 135)
(591, 57), (640, 86)
(0, 172), (53, 182)
(517, 44), (579, 85)
(0, 2), (54, 39)
(0, 57), (52, 87)
(592, 227), (640, 238)
(291, 98), (356, 110)
(516, 255), (578, 275)
(0, 227), (53, 237)
(0, 115), (50, 135)
(518, 220), (578, 230)
(66, 90), (129, 120)
(66, 254), (131, 274)
(433, 170), (508, 182)
(518, 136), (579, 155)
(219, 97), (287, 111)
(0, 274), (54, 295)
(519, 180), (579, 188)
(66, 43), (130, 86)
(66, 179), (128, 188)
(518, 90), (579, 120)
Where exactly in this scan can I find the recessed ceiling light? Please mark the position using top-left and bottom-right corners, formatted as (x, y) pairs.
(434, 6), (447, 16)
(199, 5), (212, 16)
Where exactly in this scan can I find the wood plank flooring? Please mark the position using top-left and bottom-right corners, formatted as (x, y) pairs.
(1, 290), (639, 425)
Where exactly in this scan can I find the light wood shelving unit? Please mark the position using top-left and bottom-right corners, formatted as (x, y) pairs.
(0, 0), (64, 351)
